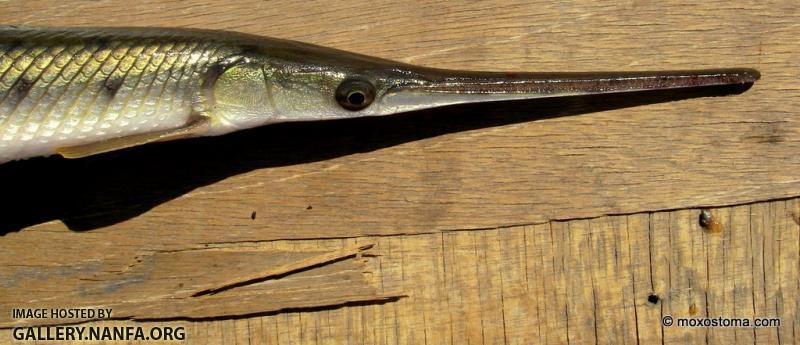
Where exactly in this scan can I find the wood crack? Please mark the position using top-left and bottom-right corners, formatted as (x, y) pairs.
(192, 243), (375, 296)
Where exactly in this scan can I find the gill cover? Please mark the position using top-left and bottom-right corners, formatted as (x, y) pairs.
(211, 60), (274, 133)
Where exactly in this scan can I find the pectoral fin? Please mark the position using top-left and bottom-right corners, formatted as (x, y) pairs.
(57, 116), (211, 159)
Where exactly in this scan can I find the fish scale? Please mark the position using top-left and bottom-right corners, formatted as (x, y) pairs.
(0, 27), (240, 162)
(47, 41), (124, 138)
(1, 46), (54, 143)
(18, 44), (94, 142)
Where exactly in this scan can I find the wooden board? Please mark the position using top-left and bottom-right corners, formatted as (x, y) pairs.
(1, 243), (396, 327)
(2, 199), (798, 343)
(0, 0), (798, 344)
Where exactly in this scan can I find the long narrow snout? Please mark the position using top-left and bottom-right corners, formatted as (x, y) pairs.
(377, 68), (760, 114)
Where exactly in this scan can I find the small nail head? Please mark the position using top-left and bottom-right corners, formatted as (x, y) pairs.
(699, 209), (713, 227)
(647, 294), (660, 304)
(699, 209), (722, 233)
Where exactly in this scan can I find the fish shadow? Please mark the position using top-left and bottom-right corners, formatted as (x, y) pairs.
(0, 84), (752, 234)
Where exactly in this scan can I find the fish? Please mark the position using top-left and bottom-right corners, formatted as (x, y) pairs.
(0, 26), (760, 164)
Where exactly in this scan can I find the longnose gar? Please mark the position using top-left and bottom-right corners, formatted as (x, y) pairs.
(0, 26), (759, 164)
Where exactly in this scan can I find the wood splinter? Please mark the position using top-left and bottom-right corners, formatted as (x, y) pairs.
(192, 243), (375, 297)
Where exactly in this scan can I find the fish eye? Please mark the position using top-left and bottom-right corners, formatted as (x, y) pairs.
(335, 79), (375, 111)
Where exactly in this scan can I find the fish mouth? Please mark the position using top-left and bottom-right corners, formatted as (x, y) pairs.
(376, 68), (760, 114)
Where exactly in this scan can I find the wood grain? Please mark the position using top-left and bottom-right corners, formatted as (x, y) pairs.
(2, 198), (798, 344)
(1, 243), (394, 327)
(0, 0), (797, 344)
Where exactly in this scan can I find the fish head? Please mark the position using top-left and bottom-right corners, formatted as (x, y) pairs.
(209, 42), (520, 131)
(247, 54), (441, 121)
(210, 40), (760, 133)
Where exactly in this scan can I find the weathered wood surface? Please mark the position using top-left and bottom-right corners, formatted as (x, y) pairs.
(0, 0), (798, 344)
(3, 199), (799, 343)
(1, 243), (393, 327)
